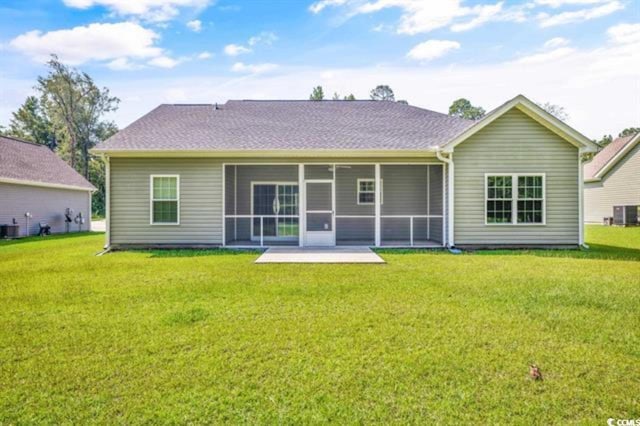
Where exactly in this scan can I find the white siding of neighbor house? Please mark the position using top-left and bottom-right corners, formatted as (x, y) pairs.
(0, 182), (91, 236)
(584, 141), (640, 223)
(453, 108), (580, 246)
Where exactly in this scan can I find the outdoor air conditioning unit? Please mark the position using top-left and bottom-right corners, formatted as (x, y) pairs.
(612, 205), (639, 226)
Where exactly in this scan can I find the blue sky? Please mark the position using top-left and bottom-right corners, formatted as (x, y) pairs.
(0, 0), (638, 138)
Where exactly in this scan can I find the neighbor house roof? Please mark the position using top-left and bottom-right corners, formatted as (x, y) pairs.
(93, 100), (474, 154)
(584, 133), (640, 181)
(0, 135), (96, 191)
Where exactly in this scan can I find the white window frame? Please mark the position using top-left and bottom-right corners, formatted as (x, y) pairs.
(150, 174), (180, 225)
(484, 173), (546, 226)
(357, 178), (383, 205)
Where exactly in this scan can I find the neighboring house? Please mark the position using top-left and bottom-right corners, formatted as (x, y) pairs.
(0, 135), (95, 236)
(584, 132), (640, 223)
(92, 94), (598, 249)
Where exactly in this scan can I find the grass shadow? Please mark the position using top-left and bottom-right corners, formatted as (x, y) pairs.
(472, 244), (640, 261)
(133, 248), (264, 258)
(0, 231), (101, 247)
(373, 248), (446, 255)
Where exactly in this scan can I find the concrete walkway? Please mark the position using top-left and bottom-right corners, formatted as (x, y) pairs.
(255, 246), (385, 264)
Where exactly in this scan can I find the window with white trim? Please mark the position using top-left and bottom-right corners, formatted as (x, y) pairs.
(486, 174), (544, 224)
(357, 179), (383, 205)
(151, 175), (179, 224)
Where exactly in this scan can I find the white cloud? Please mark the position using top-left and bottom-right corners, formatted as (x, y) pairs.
(451, 2), (526, 32)
(544, 37), (570, 48)
(309, 0), (347, 14)
(224, 43), (251, 56)
(537, 1), (623, 27)
(248, 31), (278, 46)
(231, 62), (278, 74)
(407, 40), (461, 61)
(8, 22), (179, 69)
(186, 19), (202, 32)
(107, 57), (141, 70)
(607, 22), (640, 44)
(224, 31), (277, 56)
(310, 0), (528, 34)
(515, 47), (575, 64)
(535, 0), (609, 7)
(197, 51), (212, 59)
(62, 0), (212, 22)
(147, 55), (180, 68)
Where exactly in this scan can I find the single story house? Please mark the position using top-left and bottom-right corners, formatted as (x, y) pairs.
(0, 135), (95, 237)
(584, 132), (640, 223)
(92, 94), (598, 249)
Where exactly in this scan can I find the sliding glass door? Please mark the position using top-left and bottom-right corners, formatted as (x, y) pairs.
(252, 183), (299, 240)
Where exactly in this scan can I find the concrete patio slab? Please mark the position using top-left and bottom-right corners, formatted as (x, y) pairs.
(255, 246), (385, 264)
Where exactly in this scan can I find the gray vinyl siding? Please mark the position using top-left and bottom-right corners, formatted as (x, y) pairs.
(584, 141), (640, 223)
(335, 165), (375, 216)
(110, 158), (221, 245)
(110, 157), (444, 246)
(453, 108), (580, 246)
(0, 182), (91, 237)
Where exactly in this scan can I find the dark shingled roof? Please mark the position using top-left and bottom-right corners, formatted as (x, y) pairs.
(0, 135), (95, 191)
(94, 100), (474, 152)
(584, 133), (639, 179)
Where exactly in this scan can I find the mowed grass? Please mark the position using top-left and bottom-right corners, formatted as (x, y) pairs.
(1, 227), (639, 424)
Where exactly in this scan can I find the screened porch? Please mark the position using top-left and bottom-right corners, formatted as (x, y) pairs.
(223, 163), (445, 247)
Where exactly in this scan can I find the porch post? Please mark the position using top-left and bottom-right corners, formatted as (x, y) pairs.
(298, 164), (305, 247)
(375, 163), (381, 247)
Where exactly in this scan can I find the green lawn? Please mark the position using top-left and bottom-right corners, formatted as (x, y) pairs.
(1, 226), (639, 424)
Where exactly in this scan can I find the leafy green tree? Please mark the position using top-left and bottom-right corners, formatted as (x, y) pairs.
(343, 94), (356, 101)
(37, 55), (119, 179)
(448, 98), (486, 120)
(619, 127), (640, 137)
(309, 86), (324, 101)
(370, 85), (395, 101)
(3, 55), (119, 216)
(595, 134), (613, 147)
(6, 96), (57, 149)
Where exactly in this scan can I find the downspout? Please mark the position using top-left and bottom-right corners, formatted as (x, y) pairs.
(578, 148), (588, 249)
(436, 149), (454, 248)
(103, 154), (111, 249)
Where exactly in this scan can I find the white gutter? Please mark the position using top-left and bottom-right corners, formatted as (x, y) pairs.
(0, 177), (94, 192)
(436, 149), (454, 248)
(578, 148), (586, 248)
(103, 154), (111, 249)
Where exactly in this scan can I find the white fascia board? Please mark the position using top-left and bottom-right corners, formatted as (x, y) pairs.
(90, 149), (440, 158)
(0, 177), (95, 192)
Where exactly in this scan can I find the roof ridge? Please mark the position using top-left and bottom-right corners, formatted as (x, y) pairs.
(0, 134), (47, 148)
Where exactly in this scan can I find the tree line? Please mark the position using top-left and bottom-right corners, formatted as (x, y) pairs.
(1, 55), (118, 217)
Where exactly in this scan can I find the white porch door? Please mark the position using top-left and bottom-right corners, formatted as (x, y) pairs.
(304, 180), (335, 246)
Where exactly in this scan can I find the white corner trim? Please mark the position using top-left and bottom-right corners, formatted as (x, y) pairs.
(441, 94), (599, 153)
(0, 177), (94, 192)
(104, 155), (110, 248)
(578, 149), (585, 245)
